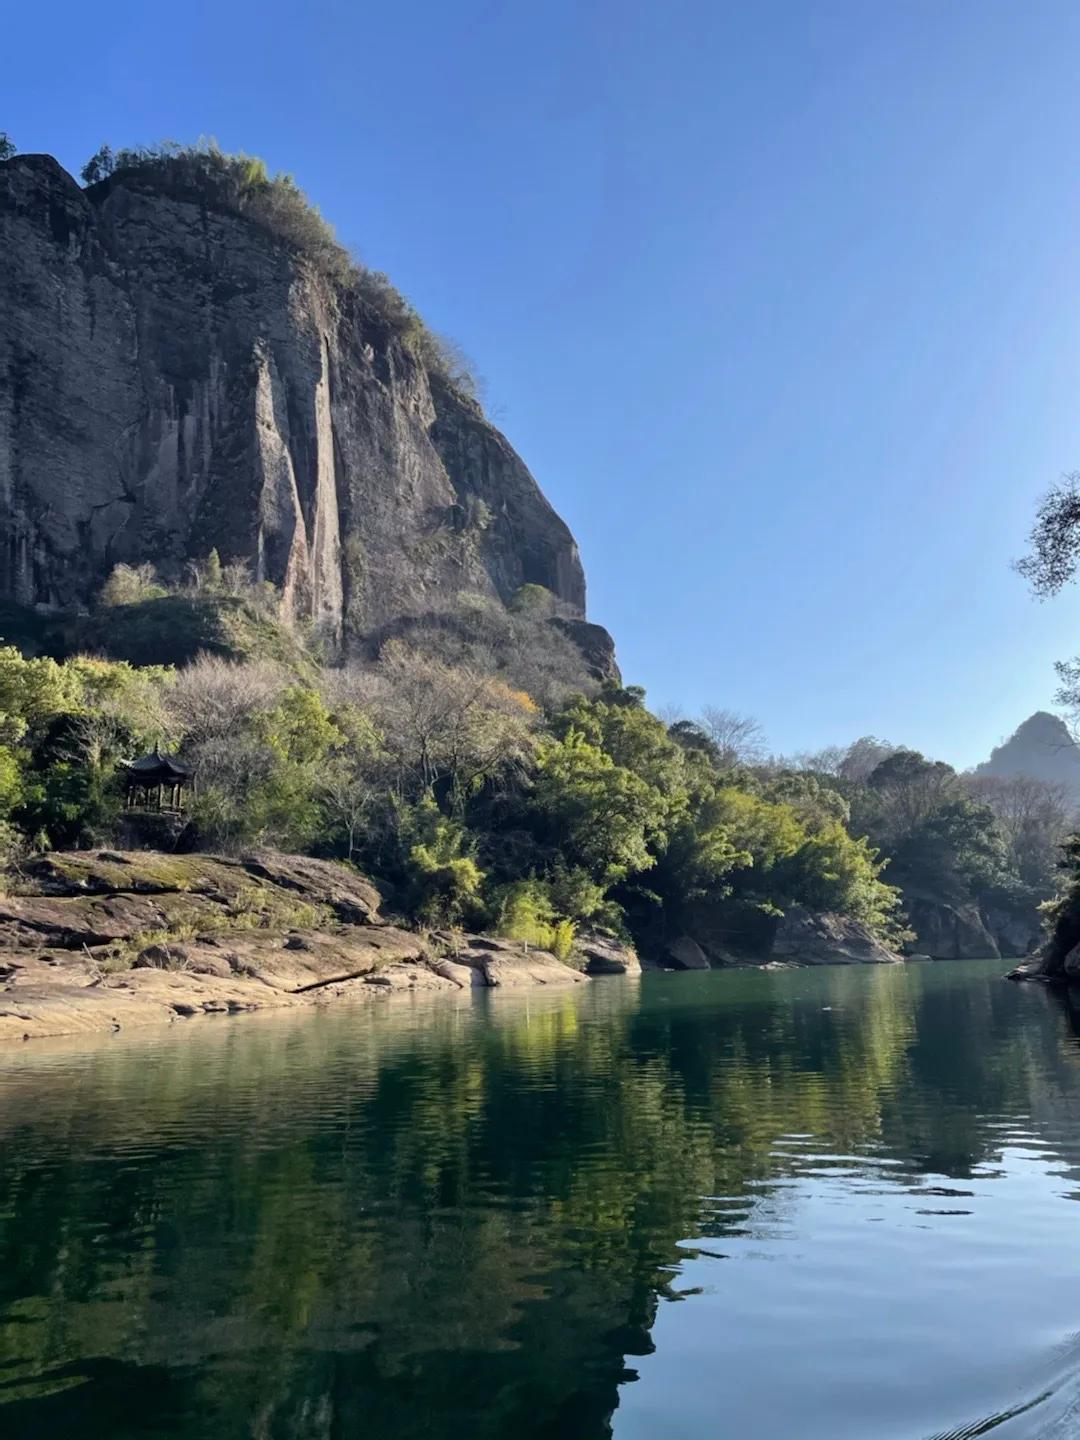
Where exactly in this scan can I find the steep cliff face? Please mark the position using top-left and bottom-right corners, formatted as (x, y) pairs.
(0, 154), (588, 646)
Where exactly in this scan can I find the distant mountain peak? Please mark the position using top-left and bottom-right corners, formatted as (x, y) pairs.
(1009, 710), (1071, 738)
(975, 711), (1080, 798)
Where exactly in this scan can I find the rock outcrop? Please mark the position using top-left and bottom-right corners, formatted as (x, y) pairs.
(575, 932), (642, 976)
(900, 892), (1039, 962)
(663, 936), (712, 970)
(649, 904), (902, 969)
(0, 154), (600, 661)
(903, 895), (1001, 960)
(982, 905), (1043, 960)
(1009, 885), (1080, 983)
(767, 907), (901, 966)
(0, 850), (591, 1043)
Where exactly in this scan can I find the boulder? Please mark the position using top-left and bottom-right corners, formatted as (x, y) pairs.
(430, 958), (484, 989)
(233, 852), (382, 925)
(549, 618), (621, 684)
(984, 906), (1041, 959)
(133, 943), (189, 970)
(450, 936), (586, 988)
(664, 936), (711, 971)
(359, 965), (457, 993)
(769, 908), (900, 966)
(575, 933), (641, 976)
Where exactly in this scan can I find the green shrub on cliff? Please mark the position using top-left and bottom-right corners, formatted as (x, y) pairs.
(77, 592), (311, 672)
(99, 563), (169, 607)
(80, 144), (115, 184)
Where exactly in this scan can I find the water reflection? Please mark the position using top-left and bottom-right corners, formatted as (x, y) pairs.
(1, 964), (1079, 1438)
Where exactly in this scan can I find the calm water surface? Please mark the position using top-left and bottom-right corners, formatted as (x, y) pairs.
(3, 962), (1080, 1438)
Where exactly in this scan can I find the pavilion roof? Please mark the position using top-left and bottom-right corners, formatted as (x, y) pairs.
(119, 747), (193, 781)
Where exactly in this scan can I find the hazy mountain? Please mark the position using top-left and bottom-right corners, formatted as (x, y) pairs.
(974, 711), (1080, 803)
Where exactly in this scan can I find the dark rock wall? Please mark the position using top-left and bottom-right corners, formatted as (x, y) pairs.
(0, 155), (588, 646)
(903, 892), (1041, 961)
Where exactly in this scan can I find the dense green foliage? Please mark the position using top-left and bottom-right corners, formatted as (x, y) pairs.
(790, 740), (1070, 930)
(0, 572), (909, 956)
(3, 542), (1061, 956)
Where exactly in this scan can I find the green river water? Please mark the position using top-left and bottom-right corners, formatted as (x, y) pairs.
(3, 961), (1080, 1438)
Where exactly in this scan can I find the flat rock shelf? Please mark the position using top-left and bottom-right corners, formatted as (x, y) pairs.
(0, 850), (642, 1043)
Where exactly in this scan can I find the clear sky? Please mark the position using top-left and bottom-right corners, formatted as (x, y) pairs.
(6, 0), (1080, 769)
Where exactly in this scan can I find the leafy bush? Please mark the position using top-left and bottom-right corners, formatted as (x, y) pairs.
(494, 879), (576, 961)
(100, 563), (168, 607)
(403, 800), (485, 927)
(80, 145), (115, 184)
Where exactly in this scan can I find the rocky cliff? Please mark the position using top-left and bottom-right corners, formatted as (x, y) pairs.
(0, 154), (590, 651)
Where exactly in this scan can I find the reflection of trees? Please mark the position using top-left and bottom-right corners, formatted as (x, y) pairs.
(2, 965), (1080, 1438)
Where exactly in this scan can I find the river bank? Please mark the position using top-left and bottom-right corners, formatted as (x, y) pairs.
(0, 850), (641, 1043)
(0, 847), (952, 1046)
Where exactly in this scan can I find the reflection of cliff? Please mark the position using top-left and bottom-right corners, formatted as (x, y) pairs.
(1, 967), (1079, 1437)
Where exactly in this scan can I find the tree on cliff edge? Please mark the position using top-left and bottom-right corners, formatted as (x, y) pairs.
(80, 145), (115, 185)
(0, 134), (15, 162)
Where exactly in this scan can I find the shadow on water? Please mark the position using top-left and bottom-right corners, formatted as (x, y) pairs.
(2, 963), (1080, 1438)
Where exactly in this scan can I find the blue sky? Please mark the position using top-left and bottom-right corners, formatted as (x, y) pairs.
(6, 0), (1080, 768)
